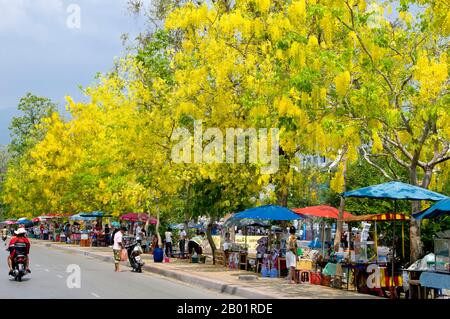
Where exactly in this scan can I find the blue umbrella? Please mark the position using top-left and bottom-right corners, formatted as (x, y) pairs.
(223, 218), (271, 228)
(111, 221), (121, 228)
(17, 218), (33, 226)
(413, 198), (450, 220)
(343, 181), (447, 201)
(233, 205), (303, 221)
(80, 211), (112, 218)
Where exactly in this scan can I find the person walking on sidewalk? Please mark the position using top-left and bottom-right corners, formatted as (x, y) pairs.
(286, 226), (298, 284)
(113, 226), (126, 272)
(165, 227), (173, 257)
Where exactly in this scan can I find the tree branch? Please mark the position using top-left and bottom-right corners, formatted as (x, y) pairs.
(360, 146), (393, 179)
(381, 138), (410, 168)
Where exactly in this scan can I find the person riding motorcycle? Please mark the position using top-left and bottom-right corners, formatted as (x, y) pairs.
(7, 228), (31, 276)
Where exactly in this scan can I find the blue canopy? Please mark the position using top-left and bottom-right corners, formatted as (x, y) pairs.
(111, 221), (121, 227)
(343, 181), (447, 201)
(413, 198), (450, 220)
(223, 218), (271, 228)
(80, 211), (112, 218)
(70, 214), (96, 221)
(233, 205), (303, 221)
(17, 218), (33, 226)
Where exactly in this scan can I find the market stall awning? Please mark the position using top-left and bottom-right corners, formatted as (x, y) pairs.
(223, 218), (271, 228)
(292, 205), (354, 219)
(17, 217), (33, 225)
(343, 181), (447, 201)
(413, 198), (450, 220)
(70, 214), (97, 221)
(233, 205), (304, 221)
(339, 213), (410, 222)
(0, 220), (16, 225)
(120, 213), (157, 224)
(80, 211), (113, 218)
(39, 213), (72, 219)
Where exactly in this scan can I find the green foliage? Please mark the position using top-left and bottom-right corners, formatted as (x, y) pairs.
(8, 93), (58, 157)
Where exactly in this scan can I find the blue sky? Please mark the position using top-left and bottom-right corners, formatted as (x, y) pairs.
(0, 0), (150, 145)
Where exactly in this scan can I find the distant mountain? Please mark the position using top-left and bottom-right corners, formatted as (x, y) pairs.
(0, 107), (19, 146)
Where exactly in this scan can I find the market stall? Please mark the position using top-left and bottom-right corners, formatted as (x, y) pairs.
(410, 198), (450, 298)
(80, 212), (113, 246)
(342, 181), (447, 298)
(69, 213), (96, 246)
(337, 213), (410, 297)
(292, 205), (355, 260)
(223, 205), (304, 277)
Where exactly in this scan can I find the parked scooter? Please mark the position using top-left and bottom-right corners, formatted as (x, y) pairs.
(9, 242), (29, 282)
(125, 240), (144, 272)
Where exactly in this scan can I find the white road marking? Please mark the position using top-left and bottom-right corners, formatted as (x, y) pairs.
(91, 293), (101, 298)
(57, 274), (63, 278)
(35, 264), (40, 267)
(45, 269), (50, 272)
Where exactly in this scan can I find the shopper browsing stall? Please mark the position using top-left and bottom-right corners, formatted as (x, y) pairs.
(188, 232), (205, 256)
(286, 226), (298, 284)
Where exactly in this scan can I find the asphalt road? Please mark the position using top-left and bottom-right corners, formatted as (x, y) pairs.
(0, 240), (239, 299)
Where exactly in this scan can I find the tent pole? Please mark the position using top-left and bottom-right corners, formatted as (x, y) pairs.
(374, 221), (378, 264)
(391, 201), (397, 297)
(402, 223), (405, 261)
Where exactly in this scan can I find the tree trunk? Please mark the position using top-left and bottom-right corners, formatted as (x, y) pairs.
(206, 218), (217, 265)
(408, 165), (432, 263)
(410, 201), (422, 263)
(334, 156), (347, 251)
(278, 185), (289, 207)
(156, 208), (162, 248)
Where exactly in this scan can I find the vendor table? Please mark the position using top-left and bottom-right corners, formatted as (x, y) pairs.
(341, 263), (402, 295)
(70, 233), (81, 244)
(277, 257), (286, 278)
(417, 271), (450, 299)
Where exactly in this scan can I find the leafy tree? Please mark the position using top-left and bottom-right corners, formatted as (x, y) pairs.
(8, 93), (58, 157)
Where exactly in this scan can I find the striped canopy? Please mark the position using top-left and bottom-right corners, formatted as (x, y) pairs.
(340, 213), (410, 222)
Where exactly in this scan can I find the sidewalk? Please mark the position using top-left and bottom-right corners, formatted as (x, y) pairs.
(31, 239), (379, 299)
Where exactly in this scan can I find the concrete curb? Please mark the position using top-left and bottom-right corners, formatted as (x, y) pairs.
(37, 241), (276, 299)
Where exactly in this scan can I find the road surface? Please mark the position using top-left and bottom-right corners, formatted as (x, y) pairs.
(0, 240), (239, 299)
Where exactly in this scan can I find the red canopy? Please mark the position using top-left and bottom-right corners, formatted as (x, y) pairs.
(120, 213), (157, 224)
(292, 205), (354, 219)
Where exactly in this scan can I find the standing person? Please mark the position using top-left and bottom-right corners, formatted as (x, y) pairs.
(165, 227), (173, 257)
(2, 226), (8, 246)
(286, 226), (298, 284)
(112, 226), (126, 272)
(179, 228), (187, 258)
(39, 224), (44, 240)
(34, 226), (40, 240)
(104, 224), (111, 245)
(140, 228), (148, 253)
(151, 234), (158, 253)
(135, 224), (142, 245)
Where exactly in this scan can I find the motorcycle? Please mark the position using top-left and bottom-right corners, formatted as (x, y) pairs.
(9, 242), (29, 282)
(125, 240), (144, 273)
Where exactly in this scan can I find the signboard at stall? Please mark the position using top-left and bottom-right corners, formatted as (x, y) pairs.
(211, 235), (263, 253)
